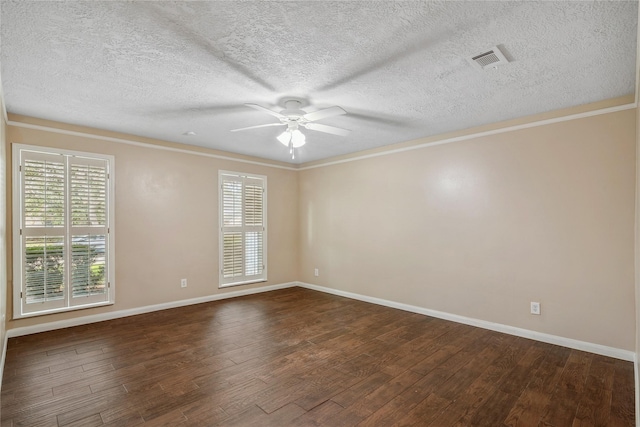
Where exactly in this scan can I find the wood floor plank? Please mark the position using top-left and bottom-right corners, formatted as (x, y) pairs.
(178, 397), (228, 425)
(290, 400), (344, 426)
(253, 380), (309, 414)
(328, 368), (424, 426)
(1, 287), (634, 427)
(60, 413), (103, 427)
(330, 371), (393, 408)
(503, 346), (567, 426)
(540, 350), (596, 426)
(392, 392), (452, 426)
(608, 360), (636, 426)
(467, 388), (519, 426)
(572, 383), (612, 426)
(99, 404), (145, 426)
(234, 402), (307, 426)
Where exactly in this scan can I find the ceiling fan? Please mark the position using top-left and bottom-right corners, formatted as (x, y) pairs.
(231, 99), (351, 159)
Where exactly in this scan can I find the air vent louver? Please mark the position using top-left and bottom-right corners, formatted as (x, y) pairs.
(468, 46), (509, 70)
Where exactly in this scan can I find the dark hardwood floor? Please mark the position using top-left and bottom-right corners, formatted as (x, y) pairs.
(0, 287), (635, 426)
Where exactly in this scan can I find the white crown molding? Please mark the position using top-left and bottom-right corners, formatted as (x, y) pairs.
(0, 59), (7, 124)
(299, 103), (636, 171)
(6, 120), (298, 171)
(0, 89), (7, 124)
(5, 282), (297, 338)
(5, 102), (636, 174)
(297, 282), (635, 362)
(636, 3), (640, 106)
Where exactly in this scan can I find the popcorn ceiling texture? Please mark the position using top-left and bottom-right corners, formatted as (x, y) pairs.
(0, 1), (637, 163)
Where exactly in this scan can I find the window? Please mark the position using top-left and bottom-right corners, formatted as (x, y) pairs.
(13, 144), (114, 318)
(219, 171), (267, 287)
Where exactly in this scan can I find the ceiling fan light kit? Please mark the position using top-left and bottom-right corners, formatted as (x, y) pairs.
(277, 128), (306, 148)
(230, 98), (351, 159)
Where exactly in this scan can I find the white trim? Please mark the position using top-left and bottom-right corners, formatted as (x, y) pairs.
(6, 120), (297, 171)
(6, 103), (636, 173)
(635, 6), (640, 425)
(3, 281), (636, 362)
(299, 103), (637, 171)
(0, 58), (8, 124)
(635, 2), (640, 107)
(0, 332), (7, 391)
(218, 170), (268, 287)
(11, 143), (20, 319)
(219, 279), (267, 288)
(633, 2), (640, 426)
(635, 355), (639, 427)
(0, 79), (7, 124)
(297, 282), (635, 362)
(12, 144), (116, 318)
(5, 282), (297, 338)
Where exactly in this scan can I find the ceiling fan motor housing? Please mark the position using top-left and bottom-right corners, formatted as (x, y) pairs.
(281, 99), (306, 120)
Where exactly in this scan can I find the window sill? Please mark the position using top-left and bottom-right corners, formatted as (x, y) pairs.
(219, 279), (267, 289)
(14, 300), (114, 320)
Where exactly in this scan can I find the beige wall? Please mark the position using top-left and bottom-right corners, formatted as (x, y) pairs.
(2, 104), (637, 355)
(299, 108), (636, 351)
(0, 110), (6, 369)
(5, 118), (299, 330)
(636, 87), (640, 421)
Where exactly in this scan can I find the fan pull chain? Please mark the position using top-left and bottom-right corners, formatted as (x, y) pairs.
(289, 140), (294, 160)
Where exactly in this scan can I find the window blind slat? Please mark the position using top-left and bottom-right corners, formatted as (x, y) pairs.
(70, 162), (107, 227)
(71, 234), (107, 298)
(222, 232), (243, 278)
(24, 236), (65, 303)
(244, 184), (263, 227)
(23, 159), (65, 227)
(245, 231), (263, 276)
(222, 180), (242, 227)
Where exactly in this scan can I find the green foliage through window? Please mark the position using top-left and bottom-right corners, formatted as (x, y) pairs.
(25, 240), (106, 304)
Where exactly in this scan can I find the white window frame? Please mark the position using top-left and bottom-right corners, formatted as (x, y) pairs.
(219, 170), (267, 288)
(12, 144), (115, 318)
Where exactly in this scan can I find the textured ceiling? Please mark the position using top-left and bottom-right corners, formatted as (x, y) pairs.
(1, 1), (637, 164)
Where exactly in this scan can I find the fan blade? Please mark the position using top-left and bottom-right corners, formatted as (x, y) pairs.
(230, 122), (285, 132)
(303, 106), (346, 122)
(245, 103), (286, 119)
(304, 122), (351, 136)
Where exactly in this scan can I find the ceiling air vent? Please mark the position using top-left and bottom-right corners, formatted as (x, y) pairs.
(468, 46), (509, 70)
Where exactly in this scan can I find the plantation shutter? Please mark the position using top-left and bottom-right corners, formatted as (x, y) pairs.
(16, 147), (113, 316)
(69, 157), (109, 305)
(222, 177), (243, 279)
(21, 151), (66, 311)
(220, 172), (266, 286)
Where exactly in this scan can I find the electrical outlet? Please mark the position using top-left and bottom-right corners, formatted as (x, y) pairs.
(181, 278), (187, 288)
(314, 268), (319, 277)
(530, 302), (540, 315)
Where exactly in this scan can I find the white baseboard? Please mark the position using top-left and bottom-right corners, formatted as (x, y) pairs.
(0, 330), (7, 391)
(297, 282), (635, 362)
(4, 280), (635, 363)
(635, 354), (639, 427)
(6, 281), (297, 338)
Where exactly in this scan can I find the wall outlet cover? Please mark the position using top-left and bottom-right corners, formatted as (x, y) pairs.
(530, 302), (541, 315)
